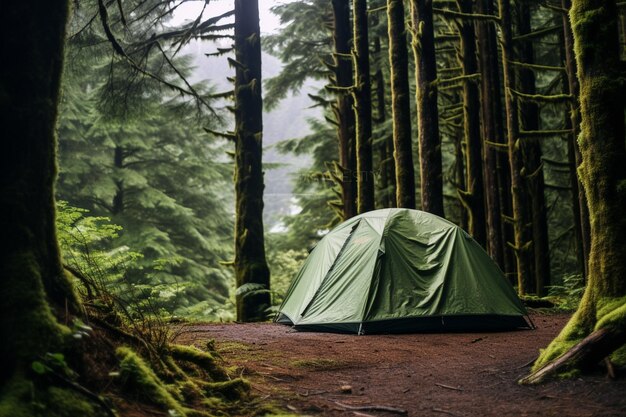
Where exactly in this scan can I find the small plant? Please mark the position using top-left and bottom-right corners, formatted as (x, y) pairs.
(547, 273), (585, 311)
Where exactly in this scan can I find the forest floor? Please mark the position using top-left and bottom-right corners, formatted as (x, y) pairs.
(173, 313), (626, 417)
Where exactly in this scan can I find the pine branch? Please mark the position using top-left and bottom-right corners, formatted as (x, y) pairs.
(509, 88), (573, 103)
(509, 60), (565, 72)
(432, 8), (501, 22)
(519, 129), (573, 137)
(513, 25), (562, 41)
(204, 128), (236, 142)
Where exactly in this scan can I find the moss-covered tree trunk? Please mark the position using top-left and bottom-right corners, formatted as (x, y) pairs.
(388, 0), (416, 209)
(234, 0), (271, 322)
(353, 0), (375, 214)
(331, 0), (358, 220)
(528, 0), (626, 377)
(516, 0), (551, 295)
(373, 24), (396, 209)
(476, 0), (507, 270)
(562, 0), (590, 279)
(0, 0), (79, 395)
(456, 0), (486, 246)
(498, 0), (533, 295)
(410, 0), (444, 217)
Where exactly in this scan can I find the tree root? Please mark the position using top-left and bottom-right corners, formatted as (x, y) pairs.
(520, 327), (626, 384)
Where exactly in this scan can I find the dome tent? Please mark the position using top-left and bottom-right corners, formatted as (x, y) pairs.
(276, 209), (531, 334)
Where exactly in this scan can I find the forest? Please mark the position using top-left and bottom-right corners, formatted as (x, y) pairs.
(1, 0), (625, 416)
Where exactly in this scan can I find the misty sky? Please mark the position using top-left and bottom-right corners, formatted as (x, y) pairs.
(173, 0), (288, 34)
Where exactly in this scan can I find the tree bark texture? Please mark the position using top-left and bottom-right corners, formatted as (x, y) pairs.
(498, 0), (533, 295)
(531, 0), (626, 372)
(373, 17), (396, 209)
(516, 0), (551, 295)
(331, 0), (357, 220)
(410, 0), (445, 217)
(388, 0), (416, 209)
(353, 0), (375, 213)
(457, 0), (486, 247)
(234, 0), (271, 322)
(0, 0), (76, 383)
(562, 0), (590, 279)
(476, 0), (507, 270)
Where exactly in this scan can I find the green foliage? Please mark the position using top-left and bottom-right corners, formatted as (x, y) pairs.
(546, 274), (585, 311)
(57, 32), (235, 320)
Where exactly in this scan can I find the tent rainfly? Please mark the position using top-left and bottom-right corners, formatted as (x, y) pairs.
(275, 209), (532, 334)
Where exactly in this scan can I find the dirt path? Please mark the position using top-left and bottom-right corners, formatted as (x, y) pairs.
(174, 314), (626, 417)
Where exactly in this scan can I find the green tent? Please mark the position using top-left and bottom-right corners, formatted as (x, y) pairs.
(276, 209), (531, 333)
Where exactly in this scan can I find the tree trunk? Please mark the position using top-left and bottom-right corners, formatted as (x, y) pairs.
(234, 0), (271, 322)
(457, 0), (486, 246)
(498, 0), (533, 295)
(388, 0), (416, 209)
(331, 0), (357, 220)
(353, 0), (375, 213)
(530, 0), (626, 374)
(373, 16), (396, 209)
(410, 0), (444, 217)
(516, 0), (551, 295)
(0, 0), (77, 386)
(476, 0), (506, 270)
(561, 0), (590, 279)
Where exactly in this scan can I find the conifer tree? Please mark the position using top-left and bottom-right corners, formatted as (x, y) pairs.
(456, 0), (486, 246)
(331, 0), (358, 219)
(233, 0), (271, 322)
(353, 0), (375, 213)
(522, 0), (626, 382)
(388, 0), (416, 209)
(410, 0), (444, 217)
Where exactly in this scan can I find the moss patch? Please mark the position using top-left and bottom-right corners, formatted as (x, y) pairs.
(0, 374), (103, 417)
(116, 346), (186, 416)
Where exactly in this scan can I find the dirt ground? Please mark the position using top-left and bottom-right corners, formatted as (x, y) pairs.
(174, 313), (626, 417)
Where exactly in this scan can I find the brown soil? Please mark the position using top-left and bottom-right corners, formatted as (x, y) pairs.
(174, 313), (626, 417)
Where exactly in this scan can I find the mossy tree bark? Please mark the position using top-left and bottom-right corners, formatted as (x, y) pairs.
(516, 0), (551, 295)
(456, 0), (486, 247)
(0, 0), (78, 392)
(476, 0), (507, 271)
(410, 0), (445, 217)
(561, 0), (591, 279)
(353, 0), (375, 213)
(387, 0), (416, 209)
(331, 0), (358, 220)
(498, 0), (533, 295)
(526, 0), (626, 380)
(233, 0), (271, 322)
(373, 19), (396, 209)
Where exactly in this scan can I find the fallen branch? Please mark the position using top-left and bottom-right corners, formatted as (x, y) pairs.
(435, 382), (464, 391)
(330, 400), (408, 415)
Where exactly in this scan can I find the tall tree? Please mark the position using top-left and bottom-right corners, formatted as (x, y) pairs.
(561, 0), (591, 279)
(476, 0), (507, 270)
(516, 0), (551, 295)
(0, 0), (82, 409)
(353, 0), (375, 213)
(498, 0), (534, 295)
(233, 0), (271, 322)
(522, 0), (626, 382)
(331, 0), (358, 219)
(388, 0), (416, 209)
(410, 0), (445, 217)
(456, 0), (486, 246)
